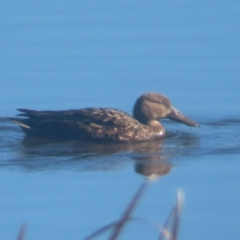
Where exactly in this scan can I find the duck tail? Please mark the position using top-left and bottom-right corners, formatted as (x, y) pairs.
(7, 118), (30, 129)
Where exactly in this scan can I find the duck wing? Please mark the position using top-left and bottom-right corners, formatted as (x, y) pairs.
(10, 108), (142, 141)
(15, 108), (135, 126)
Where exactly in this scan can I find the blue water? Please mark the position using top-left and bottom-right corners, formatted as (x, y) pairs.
(1, 1), (240, 239)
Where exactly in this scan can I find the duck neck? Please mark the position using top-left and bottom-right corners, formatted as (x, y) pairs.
(147, 120), (163, 132)
(134, 113), (165, 134)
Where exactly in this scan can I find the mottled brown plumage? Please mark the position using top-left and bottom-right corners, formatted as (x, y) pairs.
(9, 92), (198, 143)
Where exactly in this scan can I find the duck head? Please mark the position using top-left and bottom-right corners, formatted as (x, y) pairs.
(133, 92), (199, 127)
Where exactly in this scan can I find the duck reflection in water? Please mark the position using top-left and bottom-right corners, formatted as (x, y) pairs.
(132, 153), (172, 177)
(20, 136), (199, 177)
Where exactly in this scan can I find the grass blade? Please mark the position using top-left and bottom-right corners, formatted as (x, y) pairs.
(16, 224), (27, 240)
(158, 190), (184, 240)
(107, 178), (150, 240)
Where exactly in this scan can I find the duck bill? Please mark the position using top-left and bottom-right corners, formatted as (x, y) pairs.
(167, 107), (199, 127)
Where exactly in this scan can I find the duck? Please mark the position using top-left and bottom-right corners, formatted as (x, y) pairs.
(9, 92), (199, 143)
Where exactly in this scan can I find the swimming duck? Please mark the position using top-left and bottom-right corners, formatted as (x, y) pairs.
(9, 92), (198, 143)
